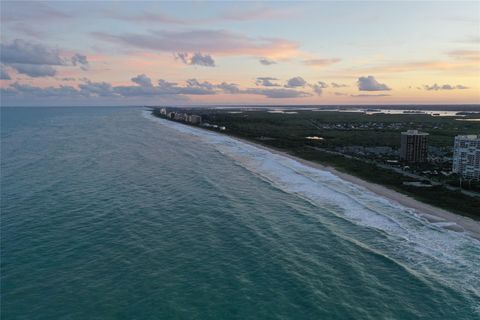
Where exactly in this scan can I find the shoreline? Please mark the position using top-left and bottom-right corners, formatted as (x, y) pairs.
(231, 136), (480, 241)
(150, 112), (480, 241)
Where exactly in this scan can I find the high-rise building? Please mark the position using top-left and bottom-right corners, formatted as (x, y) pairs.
(452, 135), (480, 180)
(400, 130), (429, 163)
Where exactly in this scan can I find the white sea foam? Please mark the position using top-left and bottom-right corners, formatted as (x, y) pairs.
(144, 111), (480, 300)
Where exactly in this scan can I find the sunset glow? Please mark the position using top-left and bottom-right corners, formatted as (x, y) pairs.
(1, 1), (479, 106)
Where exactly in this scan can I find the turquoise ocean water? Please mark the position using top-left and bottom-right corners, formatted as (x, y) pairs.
(1, 107), (479, 319)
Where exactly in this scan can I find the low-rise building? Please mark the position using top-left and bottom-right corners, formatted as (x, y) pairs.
(452, 134), (480, 180)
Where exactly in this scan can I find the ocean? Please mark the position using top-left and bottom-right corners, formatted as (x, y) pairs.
(1, 106), (479, 319)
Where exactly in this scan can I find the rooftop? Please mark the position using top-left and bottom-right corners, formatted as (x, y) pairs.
(455, 135), (479, 140)
(401, 130), (429, 136)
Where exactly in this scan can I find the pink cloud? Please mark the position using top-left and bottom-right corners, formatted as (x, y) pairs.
(93, 29), (299, 58)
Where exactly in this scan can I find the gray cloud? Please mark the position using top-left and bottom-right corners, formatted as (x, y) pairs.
(1, 39), (64, 65)
(0, 66), (11, 80)
(190, 53), (215, 67)
(331, 82), (348, 88)
(351, 94), (390, 97)
(357, 76), (391, 91)
(9, 63), (57, 77)
(174, 52), (215, 67)
(311, 81), (328, 95)
(3, 75), (312, 101)
(10, 82), (82, 97)
(259, 58), (276, 65)
(79, 81), (115, 97)
(255, 77), (280, 87)
(285, 76), (307, 88)
(131, 74), (153, 87)
(71, 54), (89, 70)
(244, 88), (311, 98)
(217, 82), (241, 94)
(423, 83), (469, 91)
(1, 39), (90, 78)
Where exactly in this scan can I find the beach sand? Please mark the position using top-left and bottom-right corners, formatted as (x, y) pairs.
(235, 137), (480, 241)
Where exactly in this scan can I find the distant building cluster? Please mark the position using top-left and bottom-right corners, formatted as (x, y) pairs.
(400, 130), (429, 163)
(159, 108), (202, 125)
(452, 135), (480, 180)
(397, 129), (480, 180)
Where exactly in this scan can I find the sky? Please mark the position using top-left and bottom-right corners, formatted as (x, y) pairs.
(0, 1), (479, 106)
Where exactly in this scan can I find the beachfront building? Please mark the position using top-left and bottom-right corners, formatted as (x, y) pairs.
(187, 115), (202, 124)
(452, 135), (480, 180)
(174, 113), (187, 121)
(400, 130), (429, 163)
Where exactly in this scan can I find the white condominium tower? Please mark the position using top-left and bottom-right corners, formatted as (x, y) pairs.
(452, 135), (480, 180)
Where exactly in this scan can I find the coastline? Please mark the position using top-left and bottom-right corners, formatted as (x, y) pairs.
(150, 112), (480, 241)
(231, 136), (480, 241)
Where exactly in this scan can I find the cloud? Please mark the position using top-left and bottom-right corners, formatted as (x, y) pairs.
(175, 52), (215, 67)
(10, 82), (83, 97)
(3, 75), (312, 101)
(311, 81), (328, 95)
(351, 94), (390, 97)
(331, 82), (348, 88)
(106, 6), (296, 25)
(423, 83), (469, 91)
(358, 57), (480, 74)
(216, 82), (241, 94)
(259, 58), (276, 65)
(285, 76), (307, 88)
(303, 58), (340, 67)
(79, 81), (115, 96)
(107, 11), (188, 25)
(255, 77), (280, 87)
(1, 39), (90, 78)
(357, 76), (391, 91)
(10, 23), (45, 38)
(1, 2), (71, 22)
(9, 63), (57, 77)
(1, 39), (64, 65)
(447, 50), (480, 61)
(71, 54), (89, 70)
(93, 29), (299, 57)
(244, 88), (311, 98)
(220, 7), (295, 21)
(131, 74), (153, 87)
(0, 66), (11, 80)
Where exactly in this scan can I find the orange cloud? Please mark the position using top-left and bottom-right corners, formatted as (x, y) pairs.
(303, 58), (341, 67)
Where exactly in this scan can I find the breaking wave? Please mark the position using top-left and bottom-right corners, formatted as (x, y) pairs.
(144, 110), (480, 306)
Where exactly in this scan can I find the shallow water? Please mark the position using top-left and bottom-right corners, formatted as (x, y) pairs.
(2, 107), (479, 319)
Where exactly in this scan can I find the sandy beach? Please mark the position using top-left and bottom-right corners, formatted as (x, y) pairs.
(234, 137), (480, 241)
